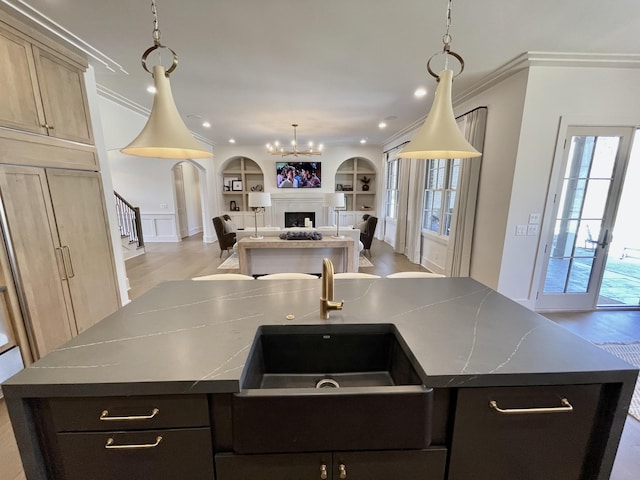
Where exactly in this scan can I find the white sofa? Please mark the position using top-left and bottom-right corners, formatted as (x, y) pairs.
(235, 226), (362, 272)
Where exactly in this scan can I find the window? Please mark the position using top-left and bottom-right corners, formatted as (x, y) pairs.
(385, 157), (400, 219)
(423, 158), (460, 236)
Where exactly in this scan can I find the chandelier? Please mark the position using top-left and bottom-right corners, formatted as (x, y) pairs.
(266, 124), (323, 157)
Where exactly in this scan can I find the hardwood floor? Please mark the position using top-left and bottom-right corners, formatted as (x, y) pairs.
(1, 234), (638, 479)
(0, 399), (25, 480)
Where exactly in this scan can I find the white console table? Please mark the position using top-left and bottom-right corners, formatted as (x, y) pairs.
(237, 236), (356, 276)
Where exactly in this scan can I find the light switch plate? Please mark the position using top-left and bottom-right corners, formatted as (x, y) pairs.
(516, 225), (527, 236)
(529, 213), (541, 224)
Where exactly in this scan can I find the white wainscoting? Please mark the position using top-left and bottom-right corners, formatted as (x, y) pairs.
(421, 233), (448, 274)
(141, 213), (181, 242)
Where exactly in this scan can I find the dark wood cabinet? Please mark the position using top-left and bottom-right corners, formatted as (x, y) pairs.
(44, 395), (214, 479)
(448, 384), (603, 480)
(57, 428), (214, 480)
(216, 449), (446, 480)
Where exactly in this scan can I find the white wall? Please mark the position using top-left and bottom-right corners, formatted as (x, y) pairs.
(182, 162), (203, 235)
(212, 144), (383, 194)
(98, 96), (216, 243)
(501, 65), (640, 307)
(83, 67), (130, 304)
(454, 70), (529, 290)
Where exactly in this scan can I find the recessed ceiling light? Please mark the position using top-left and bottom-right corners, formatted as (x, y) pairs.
(414, 87), (427, 98)
(360, 139), (367, 144)
(202, 121), (211, 128)
(378, 122), (387, 129)
(228, 138), (236, 144)
(146, 85), (156, 94)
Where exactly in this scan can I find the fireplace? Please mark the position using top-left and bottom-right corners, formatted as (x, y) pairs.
(285, 212), (316, 228)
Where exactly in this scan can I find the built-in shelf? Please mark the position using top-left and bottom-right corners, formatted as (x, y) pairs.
(222, 157), (264, 212)
(336, 157), (376, 212)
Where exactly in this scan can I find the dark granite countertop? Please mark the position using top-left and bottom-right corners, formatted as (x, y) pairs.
(3, 278), (637, 397)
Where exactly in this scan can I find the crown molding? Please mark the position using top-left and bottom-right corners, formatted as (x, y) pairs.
(454, 51), (640, 105)
(97, 84), (215, 146)
(384, 51), (640, 148)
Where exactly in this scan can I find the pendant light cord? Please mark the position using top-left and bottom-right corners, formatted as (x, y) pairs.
(151, 0), (161, 46)
(427, 0), (464, 79)
(141, 0), (178, 76)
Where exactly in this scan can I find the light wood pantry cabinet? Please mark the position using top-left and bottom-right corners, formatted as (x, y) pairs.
(222, 157), (264, 212)
(0, 165), (120, 359)
(0, 12), (93, 144)
(335, 157), (376, 213)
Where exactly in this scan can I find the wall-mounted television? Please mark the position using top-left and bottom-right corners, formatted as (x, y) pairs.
(276, 162), (321, 188)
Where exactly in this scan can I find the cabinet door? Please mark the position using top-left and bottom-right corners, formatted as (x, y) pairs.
(448, 384), (602, 480)
(33, 46), (93, 144)
(216, 452), (332, 480)
(57, 428), (214, 480)
(0, 165), (74, 357)
(335, 449), (446, 480)
(0, 25), (46, 135)
(46, 169), (120, 333)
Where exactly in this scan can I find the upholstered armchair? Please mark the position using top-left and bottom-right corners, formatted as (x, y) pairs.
(360, 215), (378, 256)
(212, 215), (236, 258)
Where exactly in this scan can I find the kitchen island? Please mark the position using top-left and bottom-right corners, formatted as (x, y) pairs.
(3, 278), (638, 479)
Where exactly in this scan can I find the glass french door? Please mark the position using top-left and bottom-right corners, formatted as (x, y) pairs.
(537, 126), (635, 311)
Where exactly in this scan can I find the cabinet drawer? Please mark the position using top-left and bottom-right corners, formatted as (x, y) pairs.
(335, 449), (447, 480)
(216, 452), (331, 480)
(448, 384), (602, 480)
(57, 427), (214, 480)
(216, 448), (446, 480)
(48, 395), (209, 432)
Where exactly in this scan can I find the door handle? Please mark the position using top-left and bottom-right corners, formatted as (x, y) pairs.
(598, 229), (611, 249)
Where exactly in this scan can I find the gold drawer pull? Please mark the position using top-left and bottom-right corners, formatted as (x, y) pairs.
(100, 407), (159, 421)
(339, 463), (347, 479)
(489, 398), (573, 414)
(320, 464), (328, 479)
(105, 436), (163, 450)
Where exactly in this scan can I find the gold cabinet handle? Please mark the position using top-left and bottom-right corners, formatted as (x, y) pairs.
(40, 124), (54, 130)
(100, 407), (159, 421)
(55, 247), (67, 280)
(320, 464), (328, 479)
(61, 246), (75, 278)
(489, 398), (573, 414)
(339, 463), (347, 479)
(105, 436), (162, 450)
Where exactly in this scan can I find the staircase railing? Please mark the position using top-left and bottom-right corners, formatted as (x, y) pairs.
(114, 191), (144, 249)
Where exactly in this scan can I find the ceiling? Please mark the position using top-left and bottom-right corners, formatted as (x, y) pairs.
(3, 0), (640, 149)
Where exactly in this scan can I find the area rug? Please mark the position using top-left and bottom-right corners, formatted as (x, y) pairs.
(595, 342), (640, 420)
(219, 253), (373, 269)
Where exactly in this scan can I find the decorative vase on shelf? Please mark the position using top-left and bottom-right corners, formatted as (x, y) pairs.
(360, 175), (371, 191)
(362, 184), (369, 191)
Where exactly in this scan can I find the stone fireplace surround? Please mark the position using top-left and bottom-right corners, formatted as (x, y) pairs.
(270, 193), (328, 228)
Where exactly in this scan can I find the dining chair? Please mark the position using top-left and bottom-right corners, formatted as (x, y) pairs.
(333, 272), (380, 278)
(192, 273), (254, 281)
(386, 272), (445, 278)
(257, 273), (319, 280)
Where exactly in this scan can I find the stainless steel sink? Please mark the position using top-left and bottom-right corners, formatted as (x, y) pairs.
(232, 324), (433, 453)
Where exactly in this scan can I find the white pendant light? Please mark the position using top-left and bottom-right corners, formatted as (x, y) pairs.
(398, 0), (481, 160)
(121, 1), (212, 159)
